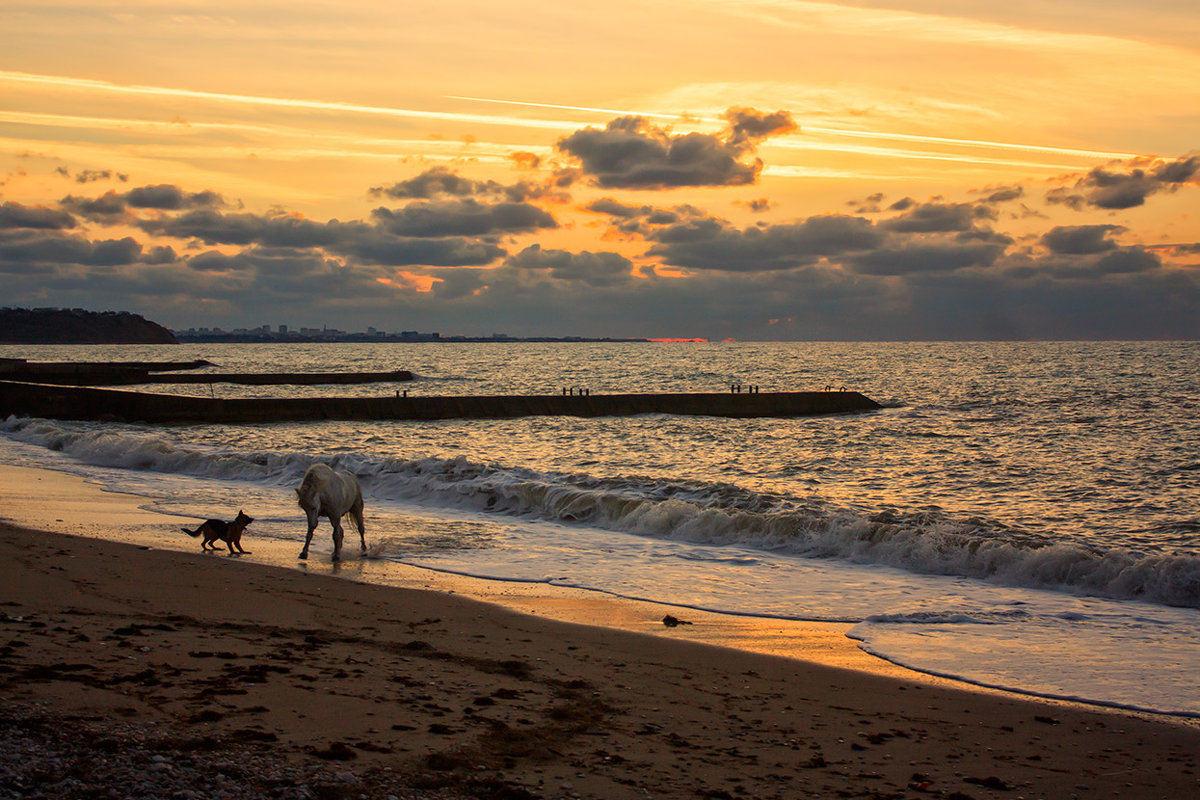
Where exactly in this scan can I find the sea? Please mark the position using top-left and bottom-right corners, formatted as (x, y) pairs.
(2, 341), (1198, 717)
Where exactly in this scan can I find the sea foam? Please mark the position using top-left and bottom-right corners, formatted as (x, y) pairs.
(5, 414), (1199, 610)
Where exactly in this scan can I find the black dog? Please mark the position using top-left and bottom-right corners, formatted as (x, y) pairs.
(182, 510), (253, 555)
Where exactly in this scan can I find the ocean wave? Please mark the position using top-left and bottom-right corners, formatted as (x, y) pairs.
(4, 414), (1199, 609)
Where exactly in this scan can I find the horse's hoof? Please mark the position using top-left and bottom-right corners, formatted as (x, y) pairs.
(298, 553), (308, 560)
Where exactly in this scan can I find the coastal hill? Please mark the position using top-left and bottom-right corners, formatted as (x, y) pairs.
(0, 308), (177, 344)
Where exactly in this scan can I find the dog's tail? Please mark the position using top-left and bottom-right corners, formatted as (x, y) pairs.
(181, 525), (202, 537)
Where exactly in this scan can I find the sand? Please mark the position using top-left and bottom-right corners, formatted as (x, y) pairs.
(1, 463), (1198, 799)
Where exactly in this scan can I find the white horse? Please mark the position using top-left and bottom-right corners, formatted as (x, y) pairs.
(295, 463), (366, 561)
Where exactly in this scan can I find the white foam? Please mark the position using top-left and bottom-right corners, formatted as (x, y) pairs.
(5, 414), (1200, 609)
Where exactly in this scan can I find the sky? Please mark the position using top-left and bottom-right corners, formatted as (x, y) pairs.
(1, 1), (1198, 340)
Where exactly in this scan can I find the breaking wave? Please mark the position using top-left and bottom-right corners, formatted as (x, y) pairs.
(4, 415), (1199, 609)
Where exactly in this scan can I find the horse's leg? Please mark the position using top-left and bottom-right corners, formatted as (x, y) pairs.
(351, 496), (366, 553)
(299, 509), (319, 560)
(331, 516), (345, 562)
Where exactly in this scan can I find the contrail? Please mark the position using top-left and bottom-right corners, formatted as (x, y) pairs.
(0, 71), (585, 131)
(0, 110), (552, 157)
(445, 95), (1139, 161)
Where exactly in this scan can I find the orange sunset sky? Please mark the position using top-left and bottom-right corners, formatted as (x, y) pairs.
(2, 0), (1198, 339)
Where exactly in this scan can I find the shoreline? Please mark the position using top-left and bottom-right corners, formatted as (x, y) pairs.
(1, 460), (1196, 712)
(2, 462), (1200, 797)
(0, 462), (916, 679)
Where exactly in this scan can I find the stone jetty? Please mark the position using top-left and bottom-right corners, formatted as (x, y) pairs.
(0, 359), (413, 386)
(0, 382), (881, 424)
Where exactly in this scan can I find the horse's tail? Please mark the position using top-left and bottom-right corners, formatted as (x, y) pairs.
(181, 526), (201, 537)
(349, 495), (365, 536)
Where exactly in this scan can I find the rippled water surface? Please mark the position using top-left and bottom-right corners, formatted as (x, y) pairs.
(3, 341), (1198, 714)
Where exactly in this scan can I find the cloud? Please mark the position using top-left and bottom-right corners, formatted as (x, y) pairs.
(371, 167), (568, 204)
(1046, 154), (1200, 210)
(370, 199), (557, 238)
(59, 191), (132, 222)
(723, 107), (798, 147)
(0, 232), (142, 271)
(556, 108), (795, 190)
(648, 214), (884, 272)
(0, 201), (76, 230)
(847, 192), (885, 213)
(847, 241), (1006, 275)
(505, 245), (633, 287)
(136, 208), (507, 267)
(59, 185), (225, 221)
(125, 184), (226, 210)
(883, 201), (996, 233)
(370, 166), (487, 199)
(1040, 224), (1125, 255)
(1094, 246), (1161, 274)
(975, 184), (1025, 204)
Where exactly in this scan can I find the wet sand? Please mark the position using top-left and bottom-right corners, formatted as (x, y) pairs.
(1, 462), (1198, 799)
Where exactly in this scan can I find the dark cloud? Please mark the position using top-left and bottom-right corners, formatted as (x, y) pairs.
(339, 232), (504, 267)
(59, 185), (224, 221)
(977, 184), (1025, 204)
(0, 202), (76, 230)
(506, 245), (633, 287)
(1041, 224), (1125, 255)
(56, 168), (126, 184)
(584, 199), (704, 237)
(125, 184), (225, 210)
(371, 167), (568, 204)
(8, 168), (1197, 341)
(136, 208), (506, 267)
(370, 167), (486, 199)
(370, 199), (557, 238)
(586, 198), (645, 219)
(1046, 154), (1200, 210)
(883, 201), (996, 233)
(745, 198), (772, 213)
(848, 241), (1006, 276)
(648, 214), (884, 272)
(557, 107), (794, 190)
(1094, 246), (1161, 274)
(848, 192), (885, 213)
(888, 197), (915, 211)
(723, 107), (798, 147)
(1153, 155), (1200, 184)
(0, 232), (142, 270)
(59, 191), (130, 221)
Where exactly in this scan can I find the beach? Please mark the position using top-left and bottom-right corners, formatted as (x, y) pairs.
(2, 464), (1198, 799)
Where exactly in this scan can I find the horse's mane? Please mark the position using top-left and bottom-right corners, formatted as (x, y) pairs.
(296, 464), (328, 502)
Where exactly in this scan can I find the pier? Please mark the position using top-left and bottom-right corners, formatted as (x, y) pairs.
(0, 382), (881, 424)
(0, 359), (413, 386)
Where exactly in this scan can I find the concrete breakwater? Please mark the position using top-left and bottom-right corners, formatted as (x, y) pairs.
(0, 358), (213, 385)
(0, 359), (412, 386)
(144, 370), (415, 385)
(0, 381), (881, 424)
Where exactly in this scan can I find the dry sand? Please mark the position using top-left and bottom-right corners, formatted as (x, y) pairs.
(1, 463), (1198, 799)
